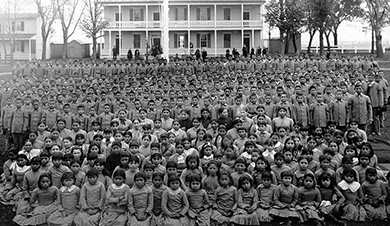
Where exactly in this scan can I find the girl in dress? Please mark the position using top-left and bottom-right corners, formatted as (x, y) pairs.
(210, 171), (238, 226)
(362, 168), (387, 220)
(16, 156), (42, 214)
(74, 168), (106, 226)
(128, 172), (154, 226)
(230, 158), (251, 188)
(256, 171), (277, 222)
(318, 172), (345, 224)
(269, 170), (299, 226)
(252, 156), (277, 187)
(186, 174), (210, 226)
(202, 160), (220, 202)
(99, 169), (130, 226)
(230, 174), (259, 225)
(337, 167), (367, 222)
(199, 144), (214, 171)
(70, 160), (85, 188)
(13, 172), (58, 226)
(297, 173), (323, 225)
(181, 155), (203, 187)
(151, 172), (167, 226)
(1, 154), (30, 205)
(293, 156), (314, 187)
(161, 175), (190, 226)
(94, 157), (113, 189)
(47, 172), (81, 226)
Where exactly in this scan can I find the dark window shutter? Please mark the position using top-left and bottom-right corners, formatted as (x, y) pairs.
(207, 8), (211, 20)
(175, 8), (178, 20)
(174, 34), (178, 48)
(140, 9), (144, 21)
(130, 9), (134, 21)
(197, 34), (200, 48)
(184, 33), (188, 48)
(196, 8), (200, 20)
(207, 33), (211, 48)
(184, 8), (188, 20)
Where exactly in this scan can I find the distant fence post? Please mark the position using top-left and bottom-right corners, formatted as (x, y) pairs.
(341, 47), (344, 54)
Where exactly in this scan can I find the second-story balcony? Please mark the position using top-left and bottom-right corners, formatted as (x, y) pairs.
(107, 20), (262, 29)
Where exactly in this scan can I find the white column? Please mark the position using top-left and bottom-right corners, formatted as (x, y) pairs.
(187, 30), (190, 55)
(214, 30), (217, 57)
(252, 29), (255, 49)
(214, 4), (216, 27)
(163, 0), (169, 61)
(118, 5), (121, 56)
(28, 39), (31, 61)
(241, 4), (244, 49)
(187, 4), (190, 26)
(146, 5), (149, 22)
(109, 30), (112, 56)
(119, 30), (122, 56)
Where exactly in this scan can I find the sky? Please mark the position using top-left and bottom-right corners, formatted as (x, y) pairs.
(15, 0), (390, 50)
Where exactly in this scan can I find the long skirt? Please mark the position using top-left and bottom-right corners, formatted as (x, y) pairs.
(340, 203), (367, 222)
(47, 209), (78, 226)
(74, 210), (101, 226)
(187, 208), (210, 226)
(13, 203), (57, 226)
(127, 213), (152, 226)
(230, 208), (259, 225)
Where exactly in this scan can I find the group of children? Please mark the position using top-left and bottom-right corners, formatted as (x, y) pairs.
(0, 54), (388, 226)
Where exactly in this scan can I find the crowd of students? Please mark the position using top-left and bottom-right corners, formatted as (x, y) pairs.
(0, 54), (389, 226)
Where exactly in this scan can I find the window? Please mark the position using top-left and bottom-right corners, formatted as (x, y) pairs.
(11, 21), (15, 32)
(224, 8), (231, 20)
(243, 11), (250, 20)
(115, 13), (122, 21)
(133, 34), (140, 48)
(21, 41), (25, 52)
(197, 33), (211, 48)
(224, 34), (231, 48)
(175, 8), (187, 20)
(17, 21), (24, 31)
(196, 8), (211, 20)
(174, 34), (188, 48)
(153, 12), (160, 21)
(130, 8), (144, 21)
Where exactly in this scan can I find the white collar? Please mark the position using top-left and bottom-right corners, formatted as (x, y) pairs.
(203, 154), (214, 160)
(338, 180), (360, 192)
(16, 165), (30, 173)
(61, 185), (76, 192)
(112, 183), (125, 190)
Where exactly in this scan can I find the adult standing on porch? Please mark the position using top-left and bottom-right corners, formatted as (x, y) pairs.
(112, 45), (117, 60)
(127, 48), (133, 60)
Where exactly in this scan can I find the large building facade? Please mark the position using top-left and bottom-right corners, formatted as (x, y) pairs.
(0, 13), (50, 61)
(101, 0), (264, 58)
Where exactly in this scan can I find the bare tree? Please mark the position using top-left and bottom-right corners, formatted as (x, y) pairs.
(365, 0), (389, 58)
(80, 0), (109, 59)
(56, 0), (85, 59)
(34, 0), (57, 60)
(0, 0), (21, 66)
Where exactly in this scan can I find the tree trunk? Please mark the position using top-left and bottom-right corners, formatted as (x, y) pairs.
(62, 32), (68, 59)
(42, 35), (47, 60)
(319, 28), (324, 56)
(284, 33), (289, 54)
(371, 23), (375, 54)
(307, 30), (316, 54)
(375, 28), (383, 58)
(10, 42), (14, 67)
(279, 30), (285, 55)
(333, 27), (338, 46)
(92, 36), (97, 59)
(325, 31), (331, 52)
(292, 34), (297, 53)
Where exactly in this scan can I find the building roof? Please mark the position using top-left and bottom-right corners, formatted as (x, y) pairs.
(13, 13), (39, 19)
(0, 33), (36, 40)
(102, 0), (264, 4)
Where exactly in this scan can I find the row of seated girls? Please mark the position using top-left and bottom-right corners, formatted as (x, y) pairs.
(0, 145), (389, 226)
